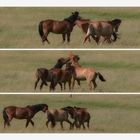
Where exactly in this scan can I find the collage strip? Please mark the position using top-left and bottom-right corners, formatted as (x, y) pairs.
(0, 6), (140, 134)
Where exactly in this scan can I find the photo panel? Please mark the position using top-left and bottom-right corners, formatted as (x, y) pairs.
(0, 50), (139, 92)
(0, 7), (139, 48)
(1, 94), (140, 133)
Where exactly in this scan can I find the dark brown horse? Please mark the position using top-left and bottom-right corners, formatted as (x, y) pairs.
(62, 106), (90, 129)
(3, 104), (48, 128)
(38, 11), (80, 44)
(69, 53), (106, 91)
(34, 57), (70, 91)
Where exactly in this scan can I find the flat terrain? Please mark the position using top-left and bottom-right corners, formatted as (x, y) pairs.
(0, 51), (139, 92)
(0, 7), (140, 48)
(1, 94), (140, 133)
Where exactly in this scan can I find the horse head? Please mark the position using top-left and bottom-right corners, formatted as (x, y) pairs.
(42, 104), (48, 112)
(64, 11), (81, 25)
(54, 57), (70, 68)
(111, 19), (122, 32)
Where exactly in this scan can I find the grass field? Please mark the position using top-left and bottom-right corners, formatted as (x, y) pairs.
(1, 94), (140, 133)
(0, 50), (139, 92)
(0, 7), (140, 48)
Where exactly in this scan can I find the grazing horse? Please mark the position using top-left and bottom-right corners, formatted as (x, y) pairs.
(83, 19), (122, 44)
(46, 109), (72, 129)
(38, 11), (80, 44)
(69, 53), (106, 91)
(3, 104), (48, 128)
(34, 57), (70, 91)
(62, 106), (90, 129)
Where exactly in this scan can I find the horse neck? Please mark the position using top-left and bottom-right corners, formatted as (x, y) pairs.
(52, 63), (63, 69)
(72, 61), (81, 68)
(29, 104), (43, 114)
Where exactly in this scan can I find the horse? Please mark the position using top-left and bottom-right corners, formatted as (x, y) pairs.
(46, 109), (72, 129)
(62, 106), (90, 129)
(38, 11), (80, 44)
(34, 57), (70, 91)
(3, 104), (48, 128)
(69, 53), (106, 91)
(83, 19), (122, 44)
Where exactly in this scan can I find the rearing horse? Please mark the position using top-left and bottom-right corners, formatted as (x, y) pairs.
(3, 104), (48, 128)
(38, 11), (80, 44)
(69, 53), (106, 91)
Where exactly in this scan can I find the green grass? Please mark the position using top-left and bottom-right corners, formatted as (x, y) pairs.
(0, 7), (140, 48)
(0, 50), (139, 92)
(1, 94), (140, 133)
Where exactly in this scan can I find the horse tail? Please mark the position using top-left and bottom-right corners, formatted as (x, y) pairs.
(3, 109), (10, 127)
(97, 72), (106, 82)
(38, 21), (44, 39)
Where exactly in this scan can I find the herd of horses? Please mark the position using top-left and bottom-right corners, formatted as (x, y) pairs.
(34, 52), (106, 92)
(3, 103), (90, 130)
(38, 11), (122, 45)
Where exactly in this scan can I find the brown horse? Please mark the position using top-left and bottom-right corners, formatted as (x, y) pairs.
(3, 104), (48, 128)
(46, 109), (72, 129)
(83, 19), (121, 44)
(62, 106), (90, 129)
(34, 57), (70, 91)
(38, 11), (80, 44)
(69, 53), (106, 91)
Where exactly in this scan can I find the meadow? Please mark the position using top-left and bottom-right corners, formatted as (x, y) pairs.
(0, 7), (140, 48)
(1, 94), (140, 133)
(0, 50), (139, 92)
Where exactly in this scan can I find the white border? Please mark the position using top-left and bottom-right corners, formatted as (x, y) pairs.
(0, 0), (140, 7)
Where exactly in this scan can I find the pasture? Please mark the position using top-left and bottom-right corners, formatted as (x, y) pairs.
(0, 50), (139, 92)
(1, 94), (140, 133)
(0, 7), (140, 48)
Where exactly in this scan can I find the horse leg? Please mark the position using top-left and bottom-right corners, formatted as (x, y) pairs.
(34, 77), (40, 90)
(83, 34), (90, 44)
(72, 79), (75, 90)
(29, 119), (34, 127)
(58, 82), (63, 91)
(82, 122), (86, 129)
(60, 121), (64, 129)
(43, 32), (50, 44)
(67, 32), (71, 43)
(40, 81), (44, 90)
(92, 73), (98, 90)
(87, 120), (90, 128)
(65, 119), (72, 130)
(25, 119), (30, 128)
(62, 34), (66, 43)
(46, 120), (50, 128)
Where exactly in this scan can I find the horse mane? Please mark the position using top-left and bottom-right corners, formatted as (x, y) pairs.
(29, 104), (48, 110)
(110, 19), (122, 26)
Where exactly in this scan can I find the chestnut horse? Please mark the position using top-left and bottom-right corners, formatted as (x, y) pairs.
(38, 11), (80, 44)
(69, 53), (106, 91)
(62, 106), (90, 129)
(34, 57), (70, 91)
(83, 19), (121, 44)
(3, 104), (48, 128)
(46, 109), (72, 129)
